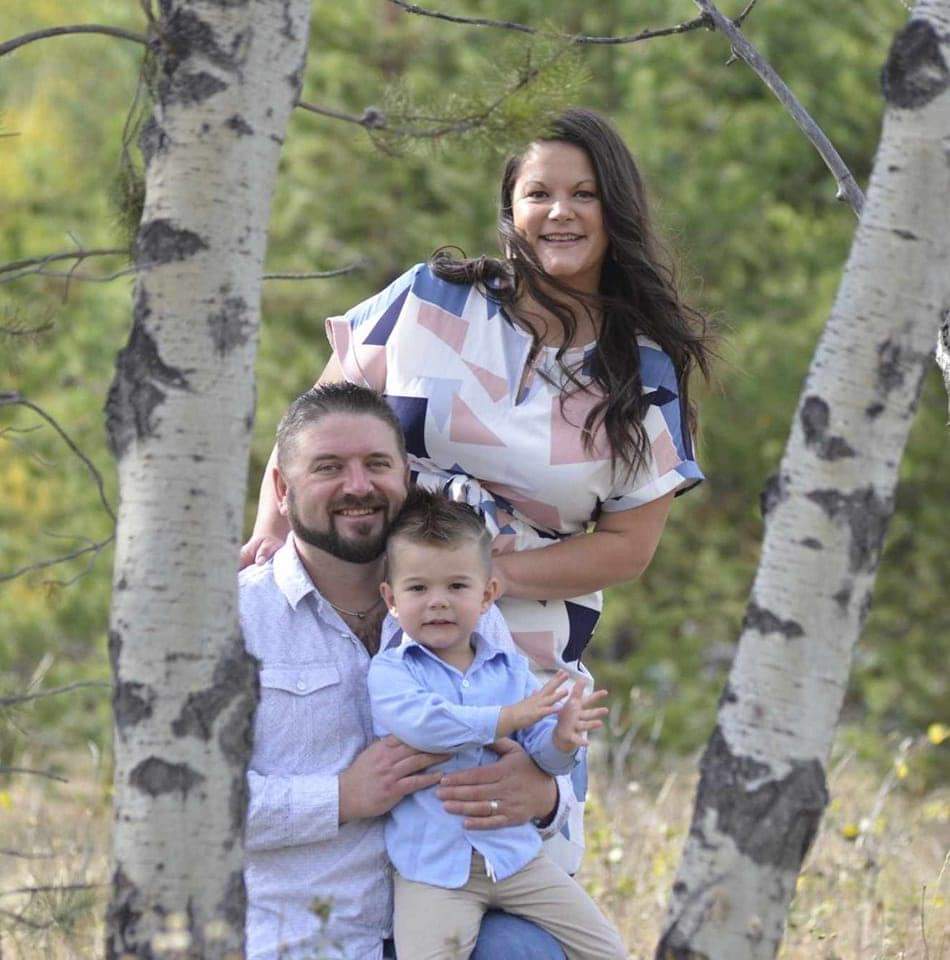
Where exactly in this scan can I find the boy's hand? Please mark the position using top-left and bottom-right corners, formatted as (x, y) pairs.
(495, 670), (570, 739)
(552, 680), (608, 752)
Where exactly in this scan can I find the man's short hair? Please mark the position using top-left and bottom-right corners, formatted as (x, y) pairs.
(276, 382), (407, 471)
(386, 487), (493, 576)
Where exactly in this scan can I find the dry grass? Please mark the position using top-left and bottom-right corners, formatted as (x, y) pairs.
(1, 743), (947, 959)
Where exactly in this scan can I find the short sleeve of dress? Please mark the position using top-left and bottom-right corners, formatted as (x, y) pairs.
(600, 342), (704, 513)
(324, 263), (423, 393)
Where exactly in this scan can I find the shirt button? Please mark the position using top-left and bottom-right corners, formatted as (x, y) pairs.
(296, 680), (306, 691)
(461, 680), (470, 688)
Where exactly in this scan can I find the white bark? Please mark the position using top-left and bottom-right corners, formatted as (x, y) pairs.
(105, 2), (310, 957)
(657, 3), (950, 958)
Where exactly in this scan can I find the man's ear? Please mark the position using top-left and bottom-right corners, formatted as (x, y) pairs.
(380, 581), (397, 616)
(274, 466), (290, 517)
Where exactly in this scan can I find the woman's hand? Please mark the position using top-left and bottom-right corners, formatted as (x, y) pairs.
(552, 680), (608, 752)
(239, 532), (286, 570)
(435, 738), (557, 830)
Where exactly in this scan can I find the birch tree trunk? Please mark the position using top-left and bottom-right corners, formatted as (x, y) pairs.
(657, 3), (950, 957)
(104, 2), (310, 956)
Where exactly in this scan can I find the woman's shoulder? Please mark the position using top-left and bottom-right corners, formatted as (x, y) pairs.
(410, 260), (487, 312)
(635, 335), (678, 386)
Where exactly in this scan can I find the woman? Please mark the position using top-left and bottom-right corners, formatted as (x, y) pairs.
(242, 109), (710, 874)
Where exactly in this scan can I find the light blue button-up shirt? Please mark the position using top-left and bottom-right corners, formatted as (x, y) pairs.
(367, 634), (577, 888)
(240, 538), (575, 960)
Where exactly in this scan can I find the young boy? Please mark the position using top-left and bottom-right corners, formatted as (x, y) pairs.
(367, 488), (627, 960)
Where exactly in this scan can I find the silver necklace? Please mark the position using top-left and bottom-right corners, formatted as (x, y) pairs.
(326, 595), (384, 621)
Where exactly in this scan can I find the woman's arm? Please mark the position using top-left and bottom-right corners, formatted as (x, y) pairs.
(492, 492), (674, 601)
(239, 354), (346, 568)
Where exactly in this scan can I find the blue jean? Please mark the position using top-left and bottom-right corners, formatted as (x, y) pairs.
(384, 909), (566, 959)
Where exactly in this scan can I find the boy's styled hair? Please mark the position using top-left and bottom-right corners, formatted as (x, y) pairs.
(387, 487), (493, 574)
(276, 382), (407, 471)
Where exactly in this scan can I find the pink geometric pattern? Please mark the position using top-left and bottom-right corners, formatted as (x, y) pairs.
(484, 482), (562, 533)
(651, 430), (680, 476)
(418, 301), (469, 354)
(549, 389), (610, 465)
(449, 395), (507, 447)
(464, 361), (509, 402)
(326, 317), (386, 392)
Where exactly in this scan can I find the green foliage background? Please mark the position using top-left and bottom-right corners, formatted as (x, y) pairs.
(2, 1), (946, 771)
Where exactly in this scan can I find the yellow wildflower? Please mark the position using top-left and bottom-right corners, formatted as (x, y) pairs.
(927, 723), (948, 745)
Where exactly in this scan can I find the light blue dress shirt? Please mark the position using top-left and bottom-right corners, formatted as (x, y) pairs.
(368, 634), (577, 888)
(240, 538), (575, 960)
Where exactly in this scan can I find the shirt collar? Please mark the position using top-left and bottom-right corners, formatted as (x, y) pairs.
(272, 535), (318, 610)
(273, 537), (404, 651)
(399, 630), (510, 669)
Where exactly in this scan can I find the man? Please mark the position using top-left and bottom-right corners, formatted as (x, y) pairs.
(240, 383), (573, 960)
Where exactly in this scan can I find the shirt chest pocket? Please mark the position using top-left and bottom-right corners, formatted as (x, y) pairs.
(257, 665), (343, 770)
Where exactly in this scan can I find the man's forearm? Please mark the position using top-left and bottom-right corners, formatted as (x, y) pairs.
(245, 770), (340, 851)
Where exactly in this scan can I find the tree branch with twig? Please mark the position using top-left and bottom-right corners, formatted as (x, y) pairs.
(0, 393), (116, 584)
(386, 0), (712, 45)
(693, 0), (865, 215)
(0, 681), (110, 710)
(0, 25), (148, 60)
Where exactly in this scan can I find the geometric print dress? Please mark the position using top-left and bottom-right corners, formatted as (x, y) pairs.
(326, 262), (703, 871)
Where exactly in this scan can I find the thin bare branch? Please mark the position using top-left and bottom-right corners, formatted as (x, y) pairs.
(0, 247), (128, 282)
(0, 883), (105, 899)
(0, 393), (115, 523)
(387, 0), (711, 45)
(298, 42), (570, 143)
(0, 536), (114, 585)
(1, 247), (358, 285)
(694, 0), (864, 216)
(724, 0), (761, 64)
(0, 906), (52, 931)
(295, 101), (381, 129)
(0, 849), (57, 860)
(263, 260), (369, 280)
(0, 320), (55, 337)
(0, 25), (148, 60)
(735, 0), (759, 26)
(0, 681), (110, 710)
(0, 767), (69, 783)
(17, 265), (139, 285)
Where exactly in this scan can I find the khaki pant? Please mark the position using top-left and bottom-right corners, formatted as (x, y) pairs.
(393, 851), (627, 960)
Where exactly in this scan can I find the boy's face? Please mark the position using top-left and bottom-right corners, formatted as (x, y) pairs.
(381, 540), (498, 661)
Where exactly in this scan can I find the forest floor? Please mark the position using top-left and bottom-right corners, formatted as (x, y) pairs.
(1, 741), (947, 959)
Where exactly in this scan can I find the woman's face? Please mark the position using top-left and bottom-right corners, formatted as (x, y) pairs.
(510, 140), (609, 294)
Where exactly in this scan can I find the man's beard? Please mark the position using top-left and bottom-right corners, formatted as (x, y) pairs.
(287, 490), (391, 564)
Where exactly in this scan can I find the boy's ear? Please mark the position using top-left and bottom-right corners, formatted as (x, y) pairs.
(481, 577), (500, 611)
(380, 581), (396, 615)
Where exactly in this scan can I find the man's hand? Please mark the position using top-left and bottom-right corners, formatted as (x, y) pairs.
(553, 680), (608, 752)
(495, 670), (569, 739)
(436, 738), (557, 831)
(339, 736), (447, 824)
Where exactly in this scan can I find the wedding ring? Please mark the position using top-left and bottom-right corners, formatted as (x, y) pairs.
(489, 799), (500, 813)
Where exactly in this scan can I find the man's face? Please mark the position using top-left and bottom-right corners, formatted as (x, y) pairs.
(277, 413), (409, 564)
